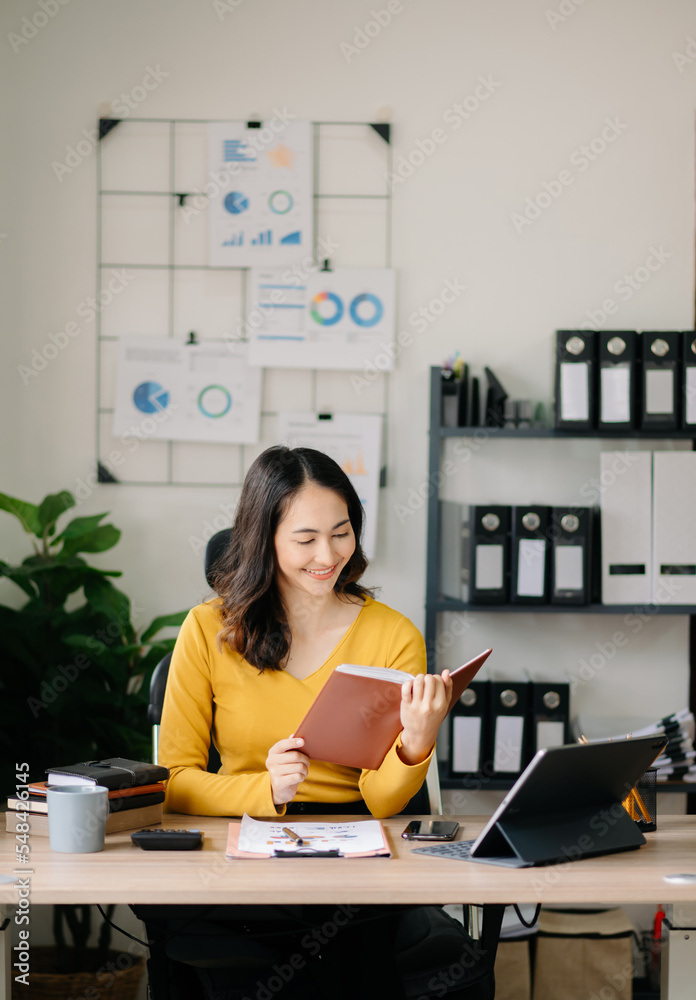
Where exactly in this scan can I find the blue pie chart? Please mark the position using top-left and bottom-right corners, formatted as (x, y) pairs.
(349, 293), (383, 328)
(133, 381), (170, 414)
(224, 191), (249, 214)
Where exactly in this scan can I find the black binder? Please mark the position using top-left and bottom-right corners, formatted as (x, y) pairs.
(489, 679), (530, 778)
(597, 331), (638, 432)
(484, 367), (508, 427)
(470, 506), (510, 604)
(467, 734), (667, 867)
(441, 366), (469, 427)
(555, 331), (596, 431)
(681, 331), (696, 429)
(448, 680), (489, 778)
(550, 507), (592, 606)
(510, 506), (550, 605)
(640, 331), (679, 431)
(530, 681), (570, 754)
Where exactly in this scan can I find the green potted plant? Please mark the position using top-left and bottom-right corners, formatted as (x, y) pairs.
(0, 488), (188, 995)
(0, 488), (187, 790)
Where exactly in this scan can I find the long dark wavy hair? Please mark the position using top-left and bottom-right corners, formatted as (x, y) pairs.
(213, 446), (372, 671)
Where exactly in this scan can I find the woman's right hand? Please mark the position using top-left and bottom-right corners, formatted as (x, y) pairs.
(266, 736), (310, 805)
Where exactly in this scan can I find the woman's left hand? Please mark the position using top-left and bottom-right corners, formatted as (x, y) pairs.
(398, 670), (453, 766)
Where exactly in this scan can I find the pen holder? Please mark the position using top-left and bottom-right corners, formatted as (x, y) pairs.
(441, 374), (468, 427)
(622, 768), (657, 832)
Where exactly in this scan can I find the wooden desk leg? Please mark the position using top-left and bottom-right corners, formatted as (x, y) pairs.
(661, 903), (696, 1000)
(0, 905), (11, 1000)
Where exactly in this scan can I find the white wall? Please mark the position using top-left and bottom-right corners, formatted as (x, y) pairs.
(2, 0), (695, 723)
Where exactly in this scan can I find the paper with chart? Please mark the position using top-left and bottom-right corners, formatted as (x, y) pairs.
(208, 121), (313, 267)
(248, 267), (397, 370)
(278, 413), (382, 558)
(113, 337), (261, 444)
(232, 814), (389, 856)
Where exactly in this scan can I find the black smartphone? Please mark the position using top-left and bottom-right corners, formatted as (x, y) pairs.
(401, 820), (460, 841)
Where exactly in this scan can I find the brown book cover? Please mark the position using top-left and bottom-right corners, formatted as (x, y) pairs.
(5, 802), (163, 837)
(295, 648), (492, 770)
(27, 780), (165, 799)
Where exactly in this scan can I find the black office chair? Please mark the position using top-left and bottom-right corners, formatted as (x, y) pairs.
(137, 528), (504, 999)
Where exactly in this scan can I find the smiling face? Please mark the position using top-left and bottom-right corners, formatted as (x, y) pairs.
(274, 483), (356, 602)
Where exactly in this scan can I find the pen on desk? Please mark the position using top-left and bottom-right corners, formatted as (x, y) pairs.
(282, 826), (304, 846)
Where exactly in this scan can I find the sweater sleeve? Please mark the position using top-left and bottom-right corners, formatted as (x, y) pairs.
(159, 608), (278, 817)
(357, 615), (434, 818)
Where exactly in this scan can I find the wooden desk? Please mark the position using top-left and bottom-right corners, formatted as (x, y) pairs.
(2, 814), (696, 997)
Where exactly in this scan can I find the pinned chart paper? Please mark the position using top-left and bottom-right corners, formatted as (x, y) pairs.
(208, 121), (313, 267)
(278, 413), (382, 558)
(248, 267), (397, 370)
(113, 337), (261, 444)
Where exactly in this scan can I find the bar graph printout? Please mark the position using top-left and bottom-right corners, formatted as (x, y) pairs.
(278, 412), (382, 558)
(208, 121), (313, 267)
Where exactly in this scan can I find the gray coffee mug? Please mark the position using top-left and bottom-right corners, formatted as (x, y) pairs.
(46, 785), (109, 853)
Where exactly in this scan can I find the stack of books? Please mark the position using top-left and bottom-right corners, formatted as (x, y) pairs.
(572, 709), (696, 783)
(5, 757), (169, 836)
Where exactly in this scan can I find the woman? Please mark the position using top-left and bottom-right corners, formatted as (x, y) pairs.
(160, 445), (452, 819)
(156, 446), (496, 999)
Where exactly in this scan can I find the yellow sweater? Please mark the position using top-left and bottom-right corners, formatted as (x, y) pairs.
(159, 595), (432, 819)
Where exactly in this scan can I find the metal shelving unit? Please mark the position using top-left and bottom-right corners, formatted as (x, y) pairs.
(425, 365), (696, 799)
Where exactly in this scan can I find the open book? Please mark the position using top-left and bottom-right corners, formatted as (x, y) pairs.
(294, 648), (492, 770)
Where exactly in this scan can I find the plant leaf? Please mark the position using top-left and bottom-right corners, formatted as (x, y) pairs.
(37, 491), (75, 534)
(0, 560), (39, 599)
(53, 513), (109, 545)
(83, 576), (131, 626)
(140, 610), (188, 644)
(0, 493), (42, 536)
(61, 524), (121, 556)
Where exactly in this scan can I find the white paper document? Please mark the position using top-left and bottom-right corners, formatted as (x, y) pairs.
(248, 266), (397, 370)
(475, 545), (504, 590)
(554, 545), (584, 591)
(113, 337), (261, 444)
(560, 362), (589, 421)
(686, 368), (696, 425)
(237, 814), (388, 856)
(278, 413), (382, 558)
(493, 716), (524, 773)
(645, 369), (674, 415)
(600, 365), (630, 424)
(516, 539), (546, 598)
(208, 121), (313, 267)
(452, 717), (482, 773)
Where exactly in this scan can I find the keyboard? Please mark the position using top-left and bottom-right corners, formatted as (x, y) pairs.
(411, 839), (476, 860)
